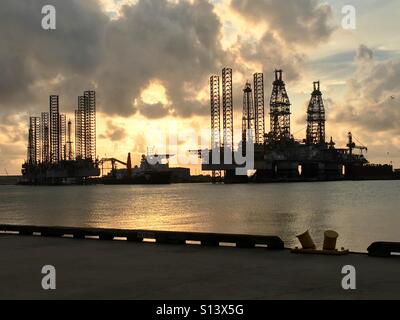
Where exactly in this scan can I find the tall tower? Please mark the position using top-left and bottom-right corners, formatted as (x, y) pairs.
(67, 119), (73, 160)
(40, 112), (50, 163)
(306, 81), (326, 145)
(84, 91), (96, 160)
(28, 117), (40, 165)
(242, 82), (255, 146)
(49, 95), (60, 162)
(253, 73), (265, 144)
(75, 96), (85, 159)
(210, 76), (221, 149)
(222, 68), (234, 150)
(60, 114), (66, 160)
(269, 70), (291, 140)
(210, 75), (221, 182)
(75, 92), (96, 160)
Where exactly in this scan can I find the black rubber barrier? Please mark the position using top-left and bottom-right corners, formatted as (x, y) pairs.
(0, 224), (285, 250)
(367, 241), (400, 257)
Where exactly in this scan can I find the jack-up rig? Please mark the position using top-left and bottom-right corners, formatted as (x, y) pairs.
(21, 91), (100, 185)
(200, 68), (393, 183)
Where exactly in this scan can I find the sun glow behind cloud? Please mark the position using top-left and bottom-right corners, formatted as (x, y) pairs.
(140, 81), (169, 105)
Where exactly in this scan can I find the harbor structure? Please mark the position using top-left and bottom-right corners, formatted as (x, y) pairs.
(21, 91), (100, 185)
(202, 68), (393, 182)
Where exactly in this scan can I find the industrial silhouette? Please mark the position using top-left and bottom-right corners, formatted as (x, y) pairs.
(201, 68), (393, 183)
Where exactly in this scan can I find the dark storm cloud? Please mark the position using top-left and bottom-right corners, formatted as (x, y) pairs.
(0, 0), (106, 113)
(0, 0), (223, 118)
(0, 0), (335, 120)
(137, 100), (169, 119)
(231, 0), (335, 45)
(97, 0), (223, 117)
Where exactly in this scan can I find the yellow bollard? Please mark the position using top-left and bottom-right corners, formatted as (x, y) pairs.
(296, 230), (316, 249)
(323, 230), (339, 250)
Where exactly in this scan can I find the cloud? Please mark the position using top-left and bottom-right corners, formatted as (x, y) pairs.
(356, 44), (374, 62)
(230, 0), (335, 46)
(0, 0), (223, 118)
(0, 0), (336, 121)
(88, 0), (225, 117)
(99, 120), (127, 141)
(0, 0), (107, 114)
(233, 31), (306, 81)
(330, 45), (400, 134)
(137, 100), (170, 119)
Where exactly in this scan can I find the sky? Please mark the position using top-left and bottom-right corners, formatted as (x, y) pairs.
(0, 0), (400, 174)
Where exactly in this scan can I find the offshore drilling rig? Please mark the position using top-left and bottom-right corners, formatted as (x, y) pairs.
(202, 68), (393, 183)
(21, 91), (100, 185)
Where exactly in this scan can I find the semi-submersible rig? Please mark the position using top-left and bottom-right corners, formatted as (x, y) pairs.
(201, 68), (393, 183)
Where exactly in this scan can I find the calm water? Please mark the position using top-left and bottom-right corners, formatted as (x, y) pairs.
(1, 181), (400, 251)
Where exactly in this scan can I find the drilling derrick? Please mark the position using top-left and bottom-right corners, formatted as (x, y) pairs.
(75, 96), (85, 159)
(270, 70), (291, 140)
(41, 112), (50, 163)
(49, 95), (60, 163)
(60, 114), (67, 160)
(254, 73), (265, 144)
(66, 119), (73, 161)
(306, 81), (326, 145)
(28, 117), (40, 165)
(222, 68), (234, 150)
(242, 82), (255, 145)
(84, 91), (96, 160)
(210, 75), (221, 181)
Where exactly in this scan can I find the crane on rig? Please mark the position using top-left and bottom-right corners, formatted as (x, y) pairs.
(347, 132), (368, 157)
(99, 157), (128, 178)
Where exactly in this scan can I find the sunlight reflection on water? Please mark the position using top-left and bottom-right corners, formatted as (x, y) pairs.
(1, 180), (400, 251)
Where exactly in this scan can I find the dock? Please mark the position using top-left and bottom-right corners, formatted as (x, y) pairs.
(0, 226), (399, 299)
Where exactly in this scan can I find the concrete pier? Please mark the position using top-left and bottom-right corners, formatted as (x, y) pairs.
(0, 234), (399, 299)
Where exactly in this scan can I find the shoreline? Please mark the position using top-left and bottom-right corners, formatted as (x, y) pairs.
(1, 175), (400, 186)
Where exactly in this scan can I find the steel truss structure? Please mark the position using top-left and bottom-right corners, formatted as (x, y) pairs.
(270, 70), (291, 140)
(253, 73), (265, 144)
(242, 81), (255, 146)
(75, 91), (96, 160)
(28, 117), (40, 165)
(40, 112), (50, 163)
(222, 68), (234, 150)
(84, 91), (96, 160)
(306, 81), (326, 145)
(49, 95), (60, 162)
(60, 114), (66, 160)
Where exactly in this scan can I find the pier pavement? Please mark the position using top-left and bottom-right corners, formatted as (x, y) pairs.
(0, 235), (399, 299)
